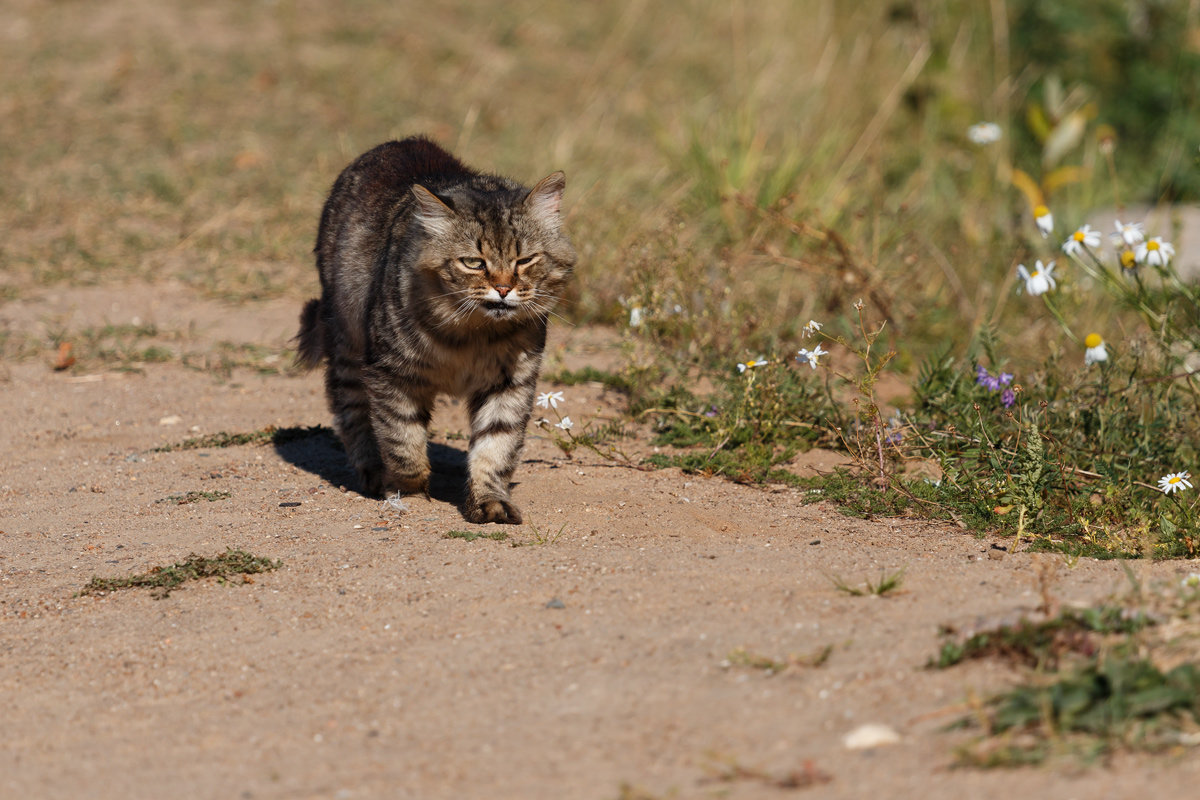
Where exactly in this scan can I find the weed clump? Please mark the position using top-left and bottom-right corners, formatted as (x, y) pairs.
(80, 549), (282, 599)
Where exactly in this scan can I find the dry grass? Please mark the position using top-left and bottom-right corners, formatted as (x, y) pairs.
(0, 1), (977, 327)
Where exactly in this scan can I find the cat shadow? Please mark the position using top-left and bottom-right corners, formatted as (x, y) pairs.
(271, 425), (469, 511)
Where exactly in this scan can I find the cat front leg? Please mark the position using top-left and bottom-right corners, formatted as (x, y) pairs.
(364, 367), (434, 497)
(463, 380), (535, 524)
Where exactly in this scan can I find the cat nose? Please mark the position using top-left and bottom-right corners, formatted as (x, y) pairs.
(494, 284), (512, 297)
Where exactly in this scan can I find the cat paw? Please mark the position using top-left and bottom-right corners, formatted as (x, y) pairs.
(464, 497), (523, 525)
(386, 471), (431, 498)
(356, 465), (387, 498)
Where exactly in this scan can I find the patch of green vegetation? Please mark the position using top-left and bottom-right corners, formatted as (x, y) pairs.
(444, 529), (509, 542)
(154, 428), (277, 452)
(643, 447), (799, 486)
(937, 597), (1200, 766)
(155, 490), (233, 505)
(932, 606), (1154, 670)
(80, 549), (281, 599)
(724, 644), (832, 675)
(544, 366), (635, 394)
(270, 425), (336, 446)
(959, 656), (1200, 766)
(182, 341), (296, 379)
(830, 568), (905, 597)
(155, 425), (333, 452)
(42, 322), (177, 372)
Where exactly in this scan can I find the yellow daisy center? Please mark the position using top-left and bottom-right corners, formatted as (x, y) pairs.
(1073, 231), (1085, 242)
(1034, 205), (1049, 217)
(1169, 476), (1182, 485)
(1084, 333), (1102, 348)
(1121, 250), (1137, 267)
(1147, 240), (1160, 251)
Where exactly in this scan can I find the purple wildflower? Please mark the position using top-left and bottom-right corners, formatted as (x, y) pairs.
(983, 375), (1001, 392)
(975, 365), (990, 385)
(1001, 389), (1016, 408)
(999, 372), (1013, 385)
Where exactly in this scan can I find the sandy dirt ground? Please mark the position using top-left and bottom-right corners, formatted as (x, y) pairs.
(3, 284), (1199, 800)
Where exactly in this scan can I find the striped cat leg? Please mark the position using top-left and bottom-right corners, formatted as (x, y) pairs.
(325, 354), (384, 495)
(366, 369), (434, 496)
(464, 380), (535, 524)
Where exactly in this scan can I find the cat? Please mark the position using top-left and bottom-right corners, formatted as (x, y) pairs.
(295, 137), (575, 524)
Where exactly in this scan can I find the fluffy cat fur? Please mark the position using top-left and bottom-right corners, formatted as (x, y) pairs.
(295, 137), (575, 524)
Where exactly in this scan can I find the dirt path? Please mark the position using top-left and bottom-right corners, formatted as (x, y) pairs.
(3, 285), (1198, 799)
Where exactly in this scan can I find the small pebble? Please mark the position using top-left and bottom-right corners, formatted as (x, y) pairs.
(843, 723), (901, 750)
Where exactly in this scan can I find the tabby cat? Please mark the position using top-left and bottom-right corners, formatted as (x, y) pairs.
(295, 137), (575, 524)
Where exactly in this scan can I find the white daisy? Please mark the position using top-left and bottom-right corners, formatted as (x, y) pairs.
(1033, 205), (1054, 238)
(802, 319), (823, 338)
(1135, 237), (1175, 268)
(1083, 333), (1108, 366)
(555, 416), (574, 431)
(796, 344), (828, 369)
(1182, 573), (1200, 590)
(967, 122), (1002, 145)
(1158, 471), (1193, 494)
(1061, 224), (1101, 257)
(536, 391), (564, 409)
(1110, 219), (1145, 248)
(736, 358), (768, 374)
(1017, 260), (1056, 296)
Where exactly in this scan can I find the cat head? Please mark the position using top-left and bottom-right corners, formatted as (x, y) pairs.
(411, 173), (576, 326)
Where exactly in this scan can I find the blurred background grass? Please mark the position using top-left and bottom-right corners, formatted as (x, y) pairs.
(1, 0), (1197, 368)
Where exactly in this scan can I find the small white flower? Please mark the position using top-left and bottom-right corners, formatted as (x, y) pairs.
(555, 416), (574, 431)
(1182, 573), (1200, 590)
(853, 298), (864, 311)
(795, 344), (828, 369)
(1083, 333), (1108, 366)
(1033, 205), (1054, 238)
(736, 358), (768, 374)
(1017, 260), (1056, 296)
(967, 122), (1002, 145)
(1135, 237), (1175, 268)
(629, 307), (644, 327)
(802, 319), (823, 338)
(1061, 224), (1101, 257)
(1158, 471), (1193, 494)
(536, 391), (564, 409)
(1111, 219), (1146, 248)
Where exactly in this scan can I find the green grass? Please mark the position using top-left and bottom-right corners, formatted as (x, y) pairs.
(153, 428), (278, 452)
(932, 606), (1154, 670)
(937, 597), (1200, 766)
(830, 568), (906, 598)
(957, 655), (1200, 766)
(152, 425), (330, 452)
(80, 549), (282, 599)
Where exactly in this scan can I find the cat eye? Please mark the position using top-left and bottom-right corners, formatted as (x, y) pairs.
(514, 254), (541, 268)
(459, 257), (487, 270)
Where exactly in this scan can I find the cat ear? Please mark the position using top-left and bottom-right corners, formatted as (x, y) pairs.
(411, 184), (456, 236)
(524, 171), (565, 227)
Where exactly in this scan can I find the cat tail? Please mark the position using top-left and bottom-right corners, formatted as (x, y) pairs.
(294, 298), (326, 369)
